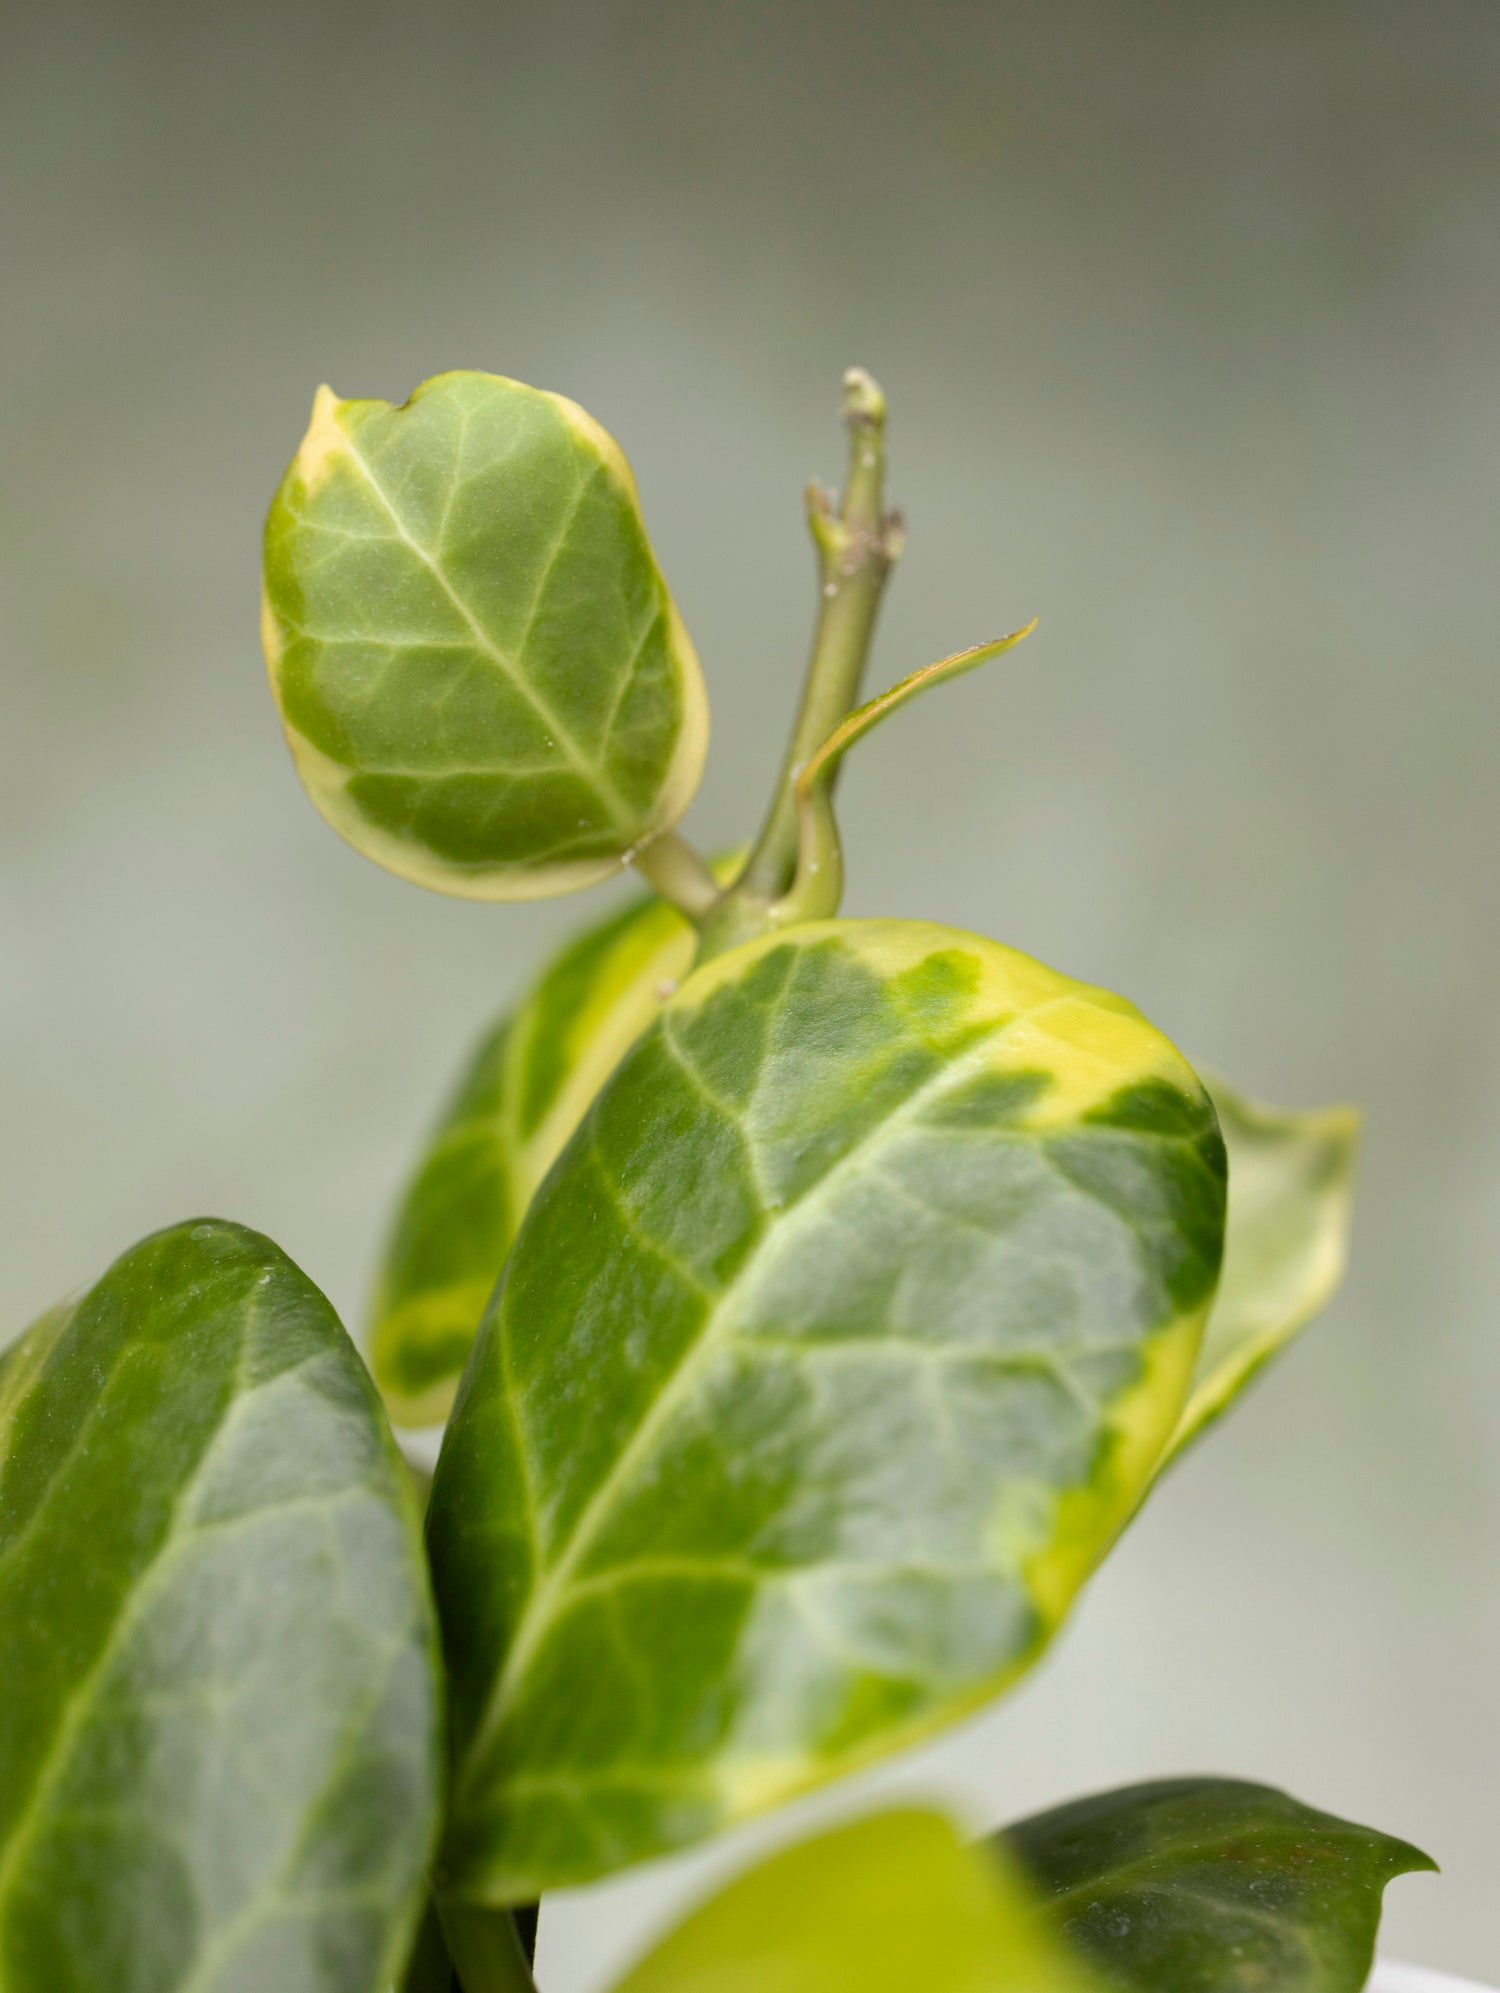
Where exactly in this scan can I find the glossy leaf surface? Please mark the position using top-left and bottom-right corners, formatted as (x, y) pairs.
(263, 371), (708, 900)
(1000, 1778), (1435, 1992)
(614, 1809), (1093, 1993)
(0, 1220), (441, 1993)
(428, 919), (1227, 1898)
(372, 877), (727, 1428)
(1164, 1080), (1358, 1461)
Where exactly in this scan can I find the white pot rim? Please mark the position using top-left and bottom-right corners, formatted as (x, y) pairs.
(1370, 1964), (1495, 1993)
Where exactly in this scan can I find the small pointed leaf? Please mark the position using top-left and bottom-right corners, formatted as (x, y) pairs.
(1164, 1079), (1358, 1462)
(263, 371), (708, 900)
(428, 920), (1226, 1897)
(774, 625), (1037, 926)
(0, 1220), (442, 1993)
(795, 625), (1037, 822)
(999, 1778), (1436, 1992)
(613, 1809), (1095, 1993)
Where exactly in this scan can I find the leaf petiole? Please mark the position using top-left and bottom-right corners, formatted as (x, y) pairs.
(629, 828), (721, 920)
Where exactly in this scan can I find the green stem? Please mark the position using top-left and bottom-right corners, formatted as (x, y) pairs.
(771, 625), (1037, 930)
(401, 1901), (456, 1993)
(437, 1903), (538, 1993)
(700, 368), (902, 958)
(745, 368), (901, 894)
(629, 828), (720, 920)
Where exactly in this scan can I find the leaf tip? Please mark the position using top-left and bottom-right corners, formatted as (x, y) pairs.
(295, 382), (349, 491)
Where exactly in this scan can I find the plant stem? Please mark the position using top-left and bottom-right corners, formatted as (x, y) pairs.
(699, 368), (902, 958)
(629, 829), (720, 919)
(745, 368), (902, 894)
(769, 626), (1036, 934)
(437, 1904), (539, 1993)
(401, 1901), (456, 1993)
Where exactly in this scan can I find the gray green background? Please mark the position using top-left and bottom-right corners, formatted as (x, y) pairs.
(1, 1), (1495, 1980)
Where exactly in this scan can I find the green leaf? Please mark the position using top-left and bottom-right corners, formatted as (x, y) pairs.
(262, 371), (708, 901)
(0, 1219), (442, 1993)
(999, 1777), (1436, 1992)
(427, 919), (1227, 1898)
(371, 877), (727, 1429)
(612, 1808), (1095, 1993)
(1163, 1079), (1359, 1461)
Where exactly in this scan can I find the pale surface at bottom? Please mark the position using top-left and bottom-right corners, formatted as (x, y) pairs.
(1371, 1967), (1496, 1993)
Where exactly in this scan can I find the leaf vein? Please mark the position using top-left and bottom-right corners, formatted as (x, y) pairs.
(462, 996), (1094, 1787)
(335, 432), (634, 828)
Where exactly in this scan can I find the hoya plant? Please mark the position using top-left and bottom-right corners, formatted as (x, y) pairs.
(0, 367), (1437, 1992)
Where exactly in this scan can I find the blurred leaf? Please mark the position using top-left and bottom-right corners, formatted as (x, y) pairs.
(262, 370), (708, 901)
(0, 1220), (441, 1993)
(1164, 1079), (1358, 1461)
(428, 919), (1226, 1897)
(1000, 1777), (1435, 1992)
(612, 1809), (1095, 1993)
(370, 868), (740, 1429)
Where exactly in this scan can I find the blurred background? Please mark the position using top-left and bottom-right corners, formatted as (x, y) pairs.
(2, 0), (1496, 1979)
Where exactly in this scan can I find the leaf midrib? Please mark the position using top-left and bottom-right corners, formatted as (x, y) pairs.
(0, 1301), (331, 1926)
(1069, 1871), (1323, 1955)
(335, 431), (637, 829)
(172, 1608), (413, 1993)
(1035, 1819), (1379, 1919)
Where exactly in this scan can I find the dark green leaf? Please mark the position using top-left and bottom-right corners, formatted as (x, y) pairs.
(611, 1808), (1095, 1993)
(263, 371), (708, 902)
(999, 1777), (1436, 1993)
(0, 1220), (442, 1993)
(428, 919), (1227, 1898)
